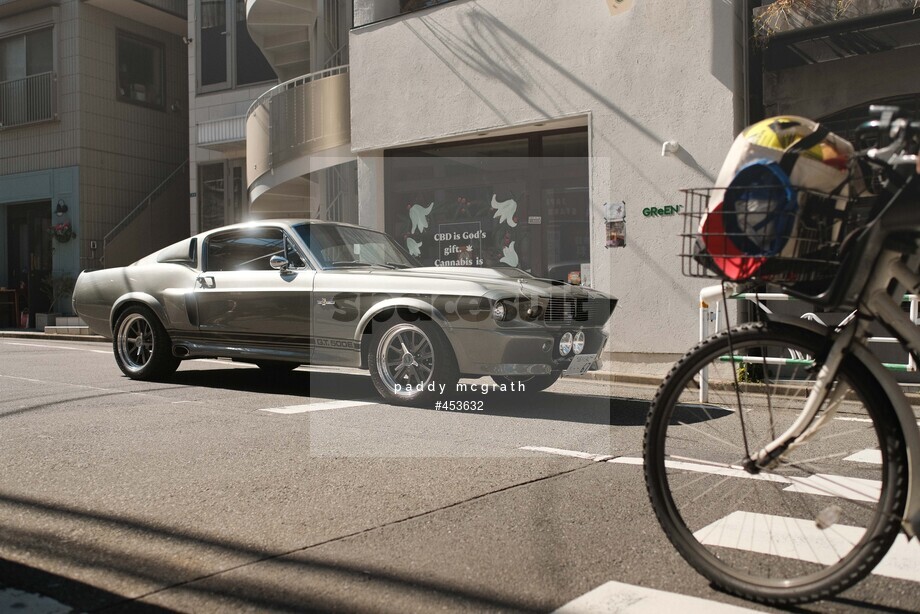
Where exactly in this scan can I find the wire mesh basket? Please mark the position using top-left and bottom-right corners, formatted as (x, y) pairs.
(680, 186), (866, 290)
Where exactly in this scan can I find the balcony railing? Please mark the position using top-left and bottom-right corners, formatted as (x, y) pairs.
(0, 72), (56, 129)
(246, 65), (351, 187)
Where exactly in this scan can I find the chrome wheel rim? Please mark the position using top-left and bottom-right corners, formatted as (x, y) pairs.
(377, 323), (434, 396)
(117, 313), (154, 373)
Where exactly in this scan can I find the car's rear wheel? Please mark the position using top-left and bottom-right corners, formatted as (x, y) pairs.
(368, 317), (458, 405)
(491, 371), (561, 393)
(113, 305), (180, 380)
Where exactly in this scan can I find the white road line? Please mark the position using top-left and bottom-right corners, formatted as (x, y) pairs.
(834, 417), (920, 428)
(608, 456), (789, 484)
(844, 449), (883, 464)
(519, 446), (615, 462)
(695, 511), (920, 583)
(258, 399), (376, 414)
(0, 588), (71, 614)
(527, 449), (882, 503)
(553, 580), (764, 613)
(3, 341), (110, 354)
(780, 474), (881, 502)
(616, 455), (881, 502)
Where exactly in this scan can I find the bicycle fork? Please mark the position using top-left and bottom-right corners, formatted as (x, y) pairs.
(742, 320), (865, 474)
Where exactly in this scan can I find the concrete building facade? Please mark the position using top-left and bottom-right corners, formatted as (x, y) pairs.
(348, 0), (744, 369)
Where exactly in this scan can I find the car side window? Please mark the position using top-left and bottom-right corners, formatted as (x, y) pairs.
(205, 228), (285, 272)
(283, 235), (307, 269)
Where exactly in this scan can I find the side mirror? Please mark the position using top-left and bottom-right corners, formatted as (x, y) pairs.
(270, 255), (290, 273)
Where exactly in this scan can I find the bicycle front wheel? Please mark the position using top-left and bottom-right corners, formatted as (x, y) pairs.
(644, 321), (908, 605)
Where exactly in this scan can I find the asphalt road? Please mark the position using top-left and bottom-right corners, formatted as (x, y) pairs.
(0, 337), (918, 613)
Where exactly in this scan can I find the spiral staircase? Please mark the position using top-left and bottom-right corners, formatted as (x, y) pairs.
(245, 0), (356, 221)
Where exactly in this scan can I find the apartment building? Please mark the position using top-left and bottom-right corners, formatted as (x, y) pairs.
(0, 0), (188, 326)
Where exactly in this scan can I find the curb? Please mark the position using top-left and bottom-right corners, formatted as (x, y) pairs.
(574, 370), (663, 386)
(0, 331), (107, 343)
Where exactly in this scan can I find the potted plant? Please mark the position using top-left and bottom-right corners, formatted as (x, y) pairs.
(48, 221), (77, 243)
(37, 272), (76, 330)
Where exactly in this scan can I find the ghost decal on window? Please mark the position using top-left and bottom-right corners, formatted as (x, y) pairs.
(406, 237), (423, 257)
(500, 241), (519, 267)
(409, 202), (435, 234)
(491, 194), (518, 228)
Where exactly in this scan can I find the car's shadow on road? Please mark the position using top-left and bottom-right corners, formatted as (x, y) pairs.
(166, 367), (729, 427)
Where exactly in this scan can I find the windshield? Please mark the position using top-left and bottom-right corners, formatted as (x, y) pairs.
(295, 224), (418, 269)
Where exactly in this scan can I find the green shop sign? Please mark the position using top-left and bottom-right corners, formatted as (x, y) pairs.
(642, 205), (682, 218)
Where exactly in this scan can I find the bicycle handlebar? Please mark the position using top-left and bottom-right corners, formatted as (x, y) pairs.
(855, 106), (920, 180)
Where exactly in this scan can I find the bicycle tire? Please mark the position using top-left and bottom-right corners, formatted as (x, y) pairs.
(644, 321), (908, 605)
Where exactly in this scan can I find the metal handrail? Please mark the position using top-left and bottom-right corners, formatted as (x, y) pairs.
(103, 159), (189, 248)
(246, 65), (349, 121)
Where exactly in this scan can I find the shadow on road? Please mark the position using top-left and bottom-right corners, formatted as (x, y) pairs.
(164, 367), (715, 427)
(0, 490), (551, 613)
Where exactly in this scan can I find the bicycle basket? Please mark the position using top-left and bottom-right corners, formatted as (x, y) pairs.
(682, 183), (853, 286)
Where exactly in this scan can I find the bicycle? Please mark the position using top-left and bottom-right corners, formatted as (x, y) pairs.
(643, 106), (920, 605)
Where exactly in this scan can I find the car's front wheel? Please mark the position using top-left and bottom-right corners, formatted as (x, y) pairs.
(113, 305), (180, 380)
(368, 317), (458, 405)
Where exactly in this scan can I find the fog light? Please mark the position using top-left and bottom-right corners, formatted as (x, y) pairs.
(559, 332), (573, 356)
(573, 331), (585, 355)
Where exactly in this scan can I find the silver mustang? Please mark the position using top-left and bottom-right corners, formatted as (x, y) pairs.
(73, 221), (616, 403)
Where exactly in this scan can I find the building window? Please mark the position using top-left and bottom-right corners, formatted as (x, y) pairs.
(0, 27), (55, 127)
(198, 160), (247, 232)
(384, 129), (590, 281)
(117, 32), (165, 109)
(198, 0), (276, 92)
(354, 0), (456, 28)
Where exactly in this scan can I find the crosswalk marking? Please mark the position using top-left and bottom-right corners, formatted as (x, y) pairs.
(0, 588), (71, 614)
(844, 449), (883, 464)
(608, 456), (790, 484)
(781, 474), (880, 502)
(524, 449), (884, 504)
(519, 446), (615, 462)
(696, 511), (920, 583)
(258, 399), (376, 414)
(552, 580), (764, 613)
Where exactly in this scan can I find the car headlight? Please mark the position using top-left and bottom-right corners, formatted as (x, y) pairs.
(559, 332), (574, 356)
(573, 331), (585, 355)
(492, 300), (509, 322)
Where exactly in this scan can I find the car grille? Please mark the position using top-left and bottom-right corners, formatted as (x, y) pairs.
(543, 297), (614, 326)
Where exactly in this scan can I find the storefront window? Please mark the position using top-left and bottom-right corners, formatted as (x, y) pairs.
(385, 129), (590, 280)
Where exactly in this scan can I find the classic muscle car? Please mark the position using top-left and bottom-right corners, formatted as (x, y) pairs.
(73, 221), (617, 404)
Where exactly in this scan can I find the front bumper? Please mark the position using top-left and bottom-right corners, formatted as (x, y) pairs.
(449, 327), (608, 376)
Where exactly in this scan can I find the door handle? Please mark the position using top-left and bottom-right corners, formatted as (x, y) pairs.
(197, 276), (215, 289)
